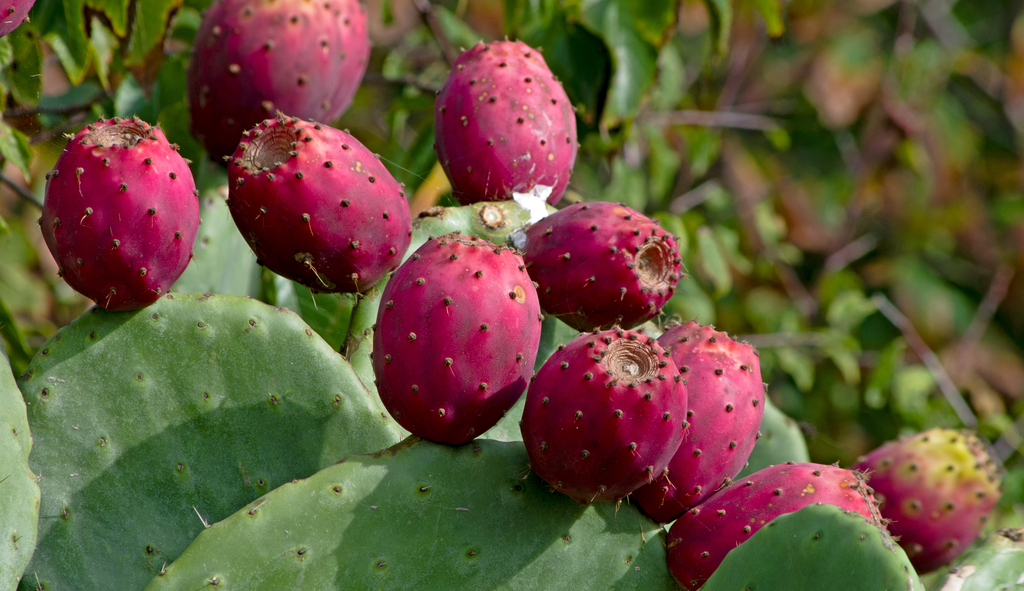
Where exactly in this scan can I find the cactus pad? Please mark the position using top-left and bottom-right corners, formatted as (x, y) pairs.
(17, 293), (403, 590)
(931, 528), (1024, 591)
(737, 396), (809, 478)
(146, 437), (674, 590)
(699, 503), (923, 591)
(1, 345), (38, 589)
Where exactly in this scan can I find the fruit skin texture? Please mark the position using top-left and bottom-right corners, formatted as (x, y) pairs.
(41, 117), (199, 311)
(188, 0), (369, 160)
(227, 115), (411, 293)
(634, 321), (765, 522)
(521, 328), (688, 503)
(0, 0), (35, 37)
(666, 462), (880, 591)
(852, 428), (1002, 574)
(524, 201), (682, 331)
(373, 233), (541, 444)
(434, 40), (577, 205)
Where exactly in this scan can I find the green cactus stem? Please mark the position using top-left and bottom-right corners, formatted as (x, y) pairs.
(17, 294), (403, 590)
(699, 503), (924, 591)
(146, 437), (675, 590)
(1, 344), (39, 590)
(931, 528), (1024, 591)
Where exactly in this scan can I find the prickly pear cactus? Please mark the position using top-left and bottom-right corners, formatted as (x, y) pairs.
(17, 294), (404, 590)
(145, 437), (675, 590)
(699, 504), (923, 591)
(736, 396), (809, 478)
(1, 345), (38, 590)
(931, 528), (1024, 591)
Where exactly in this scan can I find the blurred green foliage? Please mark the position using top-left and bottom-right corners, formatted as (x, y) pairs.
(2, 0), (1024, 536)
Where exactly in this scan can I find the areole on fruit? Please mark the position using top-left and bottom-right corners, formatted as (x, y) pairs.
(239, 124), (294, 172)
(86, 121), (149, 148)
(603, 339), (659, 382)
(636, 239), (675, 292)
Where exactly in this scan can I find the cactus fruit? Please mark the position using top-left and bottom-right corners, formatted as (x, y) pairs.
(40, 117), (200, 311)
(521, 328), (688, 504)
(227, 115), (412, 294)
(737, 395), (810, 478)
(145, 438), (676, 590)
(852, 428), (1003, 573)
(434, 40), (578, 205)
(666, 462), (879, 590)
(1, 345), (39, 588)
(523, 202), (683, 331)
(634, 321), (764, 522)
(373, 233), (541, 444)
(0, 0), (34, 37)
(187, 0), (369, 160)
(932, 528), (1024, 591)
(17, 293), (403, 590)
(699, 503), (923, 591)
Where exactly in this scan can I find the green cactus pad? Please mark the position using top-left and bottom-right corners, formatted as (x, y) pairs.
(407, 201), (555, 258)
(931, 528), (1024, 591)
(17, 294), (404, 590)
(1, 345), (39, 590)
(146, 437), (675, 591)
(736, 396), (810, 479)
(699, 503), (923, 591)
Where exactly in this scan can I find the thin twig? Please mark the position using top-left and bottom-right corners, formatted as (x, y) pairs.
(950, 265), (1014, 378)
(0, 170), (42, 209)
(642, 110), (781, 131)
(823, 234), (878, 275)
(871, 293), (978, 428)
(994, 411), (1024, 462)
(362, 72), (442, 93)
(3, 93), (105, 119)
(668, 180), (721, 214)
(411, 0), (459, 65)
(737, 332), (829, 348)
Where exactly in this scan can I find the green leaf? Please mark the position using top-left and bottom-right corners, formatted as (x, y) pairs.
(127, 0), (181, 64)
(748, 0), (784, 38)
(696, 226), (731, 298)
(578, 0), (659, 128)
(826, 290), (876, 333)
(775, 347), (815, 392)
(823, 336), (861, 386)
(0, 120), (33, 180)
(629, 0), (679, 47)
(864, 339), (906, 410)
(702, 0), (732, 55)
(0, 291), (31, 373)
(605, 157), (647, 211)
(2, 28), (42, 106)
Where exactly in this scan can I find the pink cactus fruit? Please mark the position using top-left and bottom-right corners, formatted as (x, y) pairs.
(227, 115), (411, 293)
(666, 462), (881, 590)
(372, 233), (541, 444)
(634, 321), (765, 522)
(40, 117), (200, 311)
(188, 0), (369, 160)
(0, 0), (35, 37)
(521, 328), (688, 503)
(434, 40), (578, 205)
(852, 428), (1002, 573)
(523, 202), (683, 331)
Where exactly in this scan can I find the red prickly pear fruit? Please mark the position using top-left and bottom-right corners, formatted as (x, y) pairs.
(523, 202), (683, 331)
(434, 40), (578, 206)
(521, 328), (688, 503)
(187, 0), (369, 161)
(852, 428), (1002, 573)
(227, 115), (411, 293)
(0, 0), (36, 37)
(40, 117), (200, 311)
(372, 233), (541, 444)
(634, 322), (765, 522)
(666, 462), (880, 590)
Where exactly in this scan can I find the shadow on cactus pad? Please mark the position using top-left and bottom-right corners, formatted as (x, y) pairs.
(16, 293), (404, 590)
(146, 437), (675, 590)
